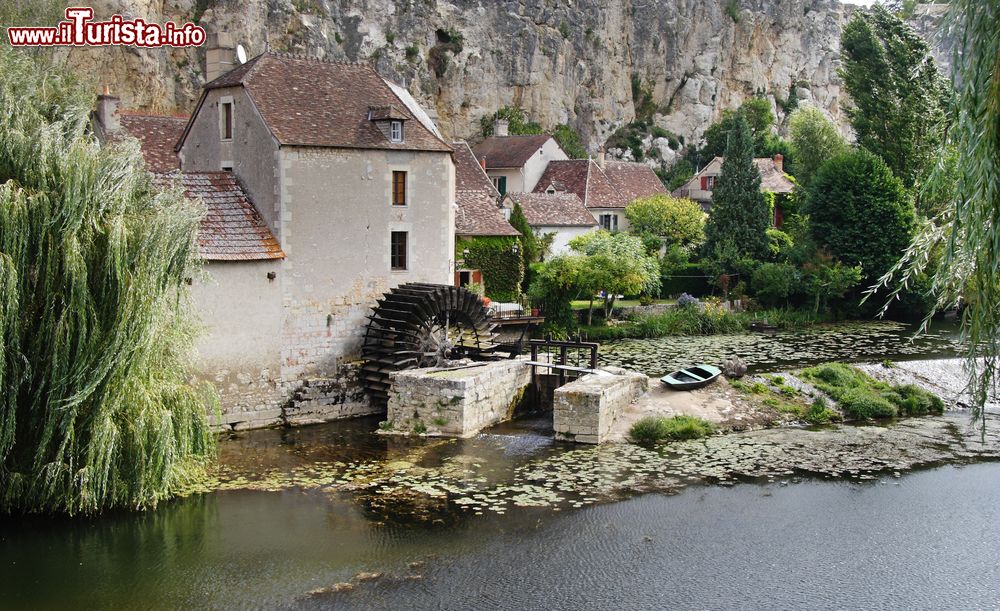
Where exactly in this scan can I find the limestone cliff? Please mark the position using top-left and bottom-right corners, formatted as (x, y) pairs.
(61, 0), (938, 151)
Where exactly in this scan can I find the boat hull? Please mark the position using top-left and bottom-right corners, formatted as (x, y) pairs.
(660, 364), (722, 390)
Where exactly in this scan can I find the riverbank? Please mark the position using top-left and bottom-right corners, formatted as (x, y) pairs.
(580, 306), (828, 341)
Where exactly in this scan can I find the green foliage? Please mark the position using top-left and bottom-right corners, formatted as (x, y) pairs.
(656, 158), (696, 191)
(0, 48), (215, 514)
(480, 106), (543, 137)
(702, 114), (771, 263)
(839, 5), (948, 188)
(508, 203), (540, 285)
(788, 105), (848, 190)
(765, 228), (794, 261)
(569, 231), (661, 319)
(807, 149), (914, 285)
(751, 263), (799, 307)
(405, 44), (419, 61)
(527, 256), (584, 335)
(625, 194), (706, 250)
(559, 21), (571, 39)
(630, 74), (658, 123)
(868, 0), (999, 427)
(700, 97), (775, 160)
(724, 0), (742, 23)
(456, 236), (523, 301)
(629, 415), (715, 444)
(800, 252), (863, 315)
(800, 362), (944, 420)
(552, 124), (588, 159)
(804, 397), (842, 424)
(661, 262), (711, 298)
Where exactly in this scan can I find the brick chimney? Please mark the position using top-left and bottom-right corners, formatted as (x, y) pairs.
(96, 85), (120, 133)
(204, 31), (235, 82)
(773, 153), (784, 173)
(596, 147), (606, 170)
(493, 118), (509, 137)
(480, 156), (487, 170)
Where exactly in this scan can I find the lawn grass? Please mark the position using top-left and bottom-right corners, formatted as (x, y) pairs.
(570, 299), (675, 310)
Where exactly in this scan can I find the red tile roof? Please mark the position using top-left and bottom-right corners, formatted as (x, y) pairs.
(116, 113), (185, 173)
(473, 134), (554, 169)
(188, 52), (451, 152)
(452, 141), (518, 237)
(505, 192), (597, 227)
(534, 159), (667, 209)
(155, 172), (284, 261)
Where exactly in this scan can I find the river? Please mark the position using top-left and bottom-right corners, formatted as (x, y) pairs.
(3, 321), (996, 610)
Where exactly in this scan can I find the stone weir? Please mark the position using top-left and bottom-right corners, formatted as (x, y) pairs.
(382, 358), (648, 443)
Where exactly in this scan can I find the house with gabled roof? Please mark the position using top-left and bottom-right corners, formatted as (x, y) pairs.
(673, 154), (794, 225)
(500, 192), (596, 256)
(95, 47), (456, 430)
(533, 153), (668, 234)
(472, 121), (568, 195)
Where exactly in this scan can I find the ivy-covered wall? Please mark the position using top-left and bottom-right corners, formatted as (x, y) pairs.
(456, 236), (524, 302)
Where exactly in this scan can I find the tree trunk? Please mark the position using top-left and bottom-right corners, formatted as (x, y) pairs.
(587, 295), (594, 326)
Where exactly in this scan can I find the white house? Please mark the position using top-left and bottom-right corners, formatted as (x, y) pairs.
(472, 121), (568, 195)
(501, 192), (597, 256)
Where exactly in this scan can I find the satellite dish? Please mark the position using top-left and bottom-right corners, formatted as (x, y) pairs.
(236, 44), (248, 65)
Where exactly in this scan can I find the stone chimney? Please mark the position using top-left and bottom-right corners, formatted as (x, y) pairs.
(96, 85), (120, 133)
(493, 118), (509, 137)
(596, 147), (606, 169)
(205, 31), (236, 82)
(773, 153), (784, 173)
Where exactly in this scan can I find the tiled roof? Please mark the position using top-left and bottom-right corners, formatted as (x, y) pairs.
(455, 190), (521, 237)
(754, 157), (796, 194)
(155, 172), (284, 261)
(473, 134), (553, 169)
(453, 141), (500, 196)
(602, 161), (667, 202)
(116, 113), (185, 173)
(452, 141), (517, 237)
(505, 192), (597, 227)
(534, 159), (666, 209)
(190, 52), (451, 152)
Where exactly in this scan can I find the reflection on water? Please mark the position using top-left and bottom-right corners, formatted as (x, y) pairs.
(599, 320), (963, 376)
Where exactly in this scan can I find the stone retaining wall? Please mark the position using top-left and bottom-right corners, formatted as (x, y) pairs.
(553, 369), (649, 444)
(385, 359), (532, 437)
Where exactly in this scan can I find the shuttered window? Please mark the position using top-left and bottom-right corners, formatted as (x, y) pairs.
(392, 171), (407, 206)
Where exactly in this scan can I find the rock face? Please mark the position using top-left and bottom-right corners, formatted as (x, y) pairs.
(62, 0), (940, 149)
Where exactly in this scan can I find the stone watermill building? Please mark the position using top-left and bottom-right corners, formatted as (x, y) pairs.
(96, 48), (457, 429)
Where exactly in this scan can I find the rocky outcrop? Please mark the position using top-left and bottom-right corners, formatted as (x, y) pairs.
(59, 0), (942, 150)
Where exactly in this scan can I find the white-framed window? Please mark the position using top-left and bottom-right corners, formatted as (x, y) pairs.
(599, 213), (619, 232)
(492, 176), (507, 196)
(389, 120), (403, 143)
(219, 96), (234, 141)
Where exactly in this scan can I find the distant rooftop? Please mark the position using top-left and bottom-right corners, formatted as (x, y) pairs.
(473, 134), (554, 169)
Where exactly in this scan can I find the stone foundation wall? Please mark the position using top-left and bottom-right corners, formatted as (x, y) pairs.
(385, 359), (532, 437)
(208, 360), (377, 431)
(553, 369), (649, 444)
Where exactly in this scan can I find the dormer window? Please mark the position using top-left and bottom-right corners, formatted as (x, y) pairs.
(390, 120), (403, 143)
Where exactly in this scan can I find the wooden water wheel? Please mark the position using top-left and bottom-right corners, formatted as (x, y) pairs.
(360, 283), (497, 406)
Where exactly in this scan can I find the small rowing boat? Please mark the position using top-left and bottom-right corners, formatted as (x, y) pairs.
(660, 364), (722, 390)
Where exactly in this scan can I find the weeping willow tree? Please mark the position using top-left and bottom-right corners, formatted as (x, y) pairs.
(868, 0), (1000, 429)
(0, 47), (216, 514)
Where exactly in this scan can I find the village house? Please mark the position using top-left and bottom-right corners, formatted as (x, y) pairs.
(451, 139), (520, 287)
(500, 192), (596, 255)
(472, 123), (569, 195)
(673, 154), (795, 225)
(94, 40), (456, 430)
(532, 152), (667, 233)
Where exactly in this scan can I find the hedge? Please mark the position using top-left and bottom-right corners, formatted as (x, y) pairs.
(660, 263), (712, 297)
(456, 236), (524, 302)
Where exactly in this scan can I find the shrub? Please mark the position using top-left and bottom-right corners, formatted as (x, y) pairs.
(887, 384), (945, 416)
(838, 388), (897, 419)
(800, 362), (944, 420)
(677, 293), (700, 308)
(457, 236), (523, 302)
(751, 262), (799, 307)
(629, 415), (715, 444)
(803, 397), (842, 424)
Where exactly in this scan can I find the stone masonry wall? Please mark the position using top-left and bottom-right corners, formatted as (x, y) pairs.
(553, 369), (649, 444)
(385, 359), (532, 437)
